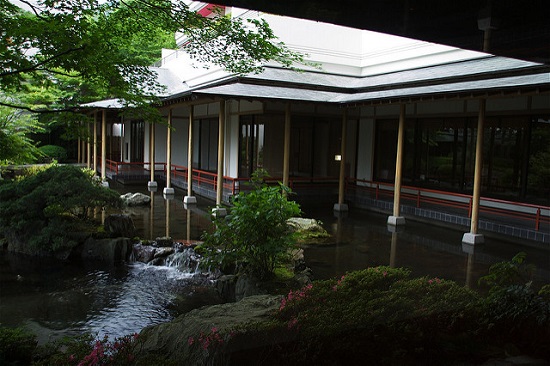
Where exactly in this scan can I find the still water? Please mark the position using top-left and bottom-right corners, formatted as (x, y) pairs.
(0, 185), (548, 345)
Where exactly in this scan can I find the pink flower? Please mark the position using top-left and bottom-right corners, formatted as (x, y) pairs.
(188, 336), (195, 346)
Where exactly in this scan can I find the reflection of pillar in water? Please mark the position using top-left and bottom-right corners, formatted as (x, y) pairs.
(465, 253), (474, 289)
(390, 231), (397, 268)
(165, 198), (170, 238)
(149, 191), (155, 240)
(101, 208), (105, 228)
(462, 243), (475, 288)
(186, 207), (191, 243)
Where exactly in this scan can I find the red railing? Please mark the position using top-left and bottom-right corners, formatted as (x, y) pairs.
(347, 177), (550, 231)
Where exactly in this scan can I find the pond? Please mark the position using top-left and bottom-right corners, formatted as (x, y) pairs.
(0, 185), (548, 345)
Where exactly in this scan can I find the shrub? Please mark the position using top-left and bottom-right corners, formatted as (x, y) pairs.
(201, 170), (301, 280)
(242, 267), (483, 365)
(0, 165), (121, 253)
(0, 326), (37, 365)
(38, 145), (67, 163)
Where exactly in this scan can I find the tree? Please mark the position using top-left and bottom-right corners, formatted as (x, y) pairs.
(0, 0), (304, 113)
(0, 100), (43, 165)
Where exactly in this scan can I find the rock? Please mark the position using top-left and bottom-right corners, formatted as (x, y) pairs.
(78, 237), (132, 264)
(104, 214), (136, 238)
(133, 243), (156, 263)
(120, 192), (151, 206)
(138, 294), (283, 365)
(235, 274), (266, 301)
(216, 275), (238, 302)
(153, 247), (174, 259)
(287, 217), (329, 236)
(155, 236), (173, 247)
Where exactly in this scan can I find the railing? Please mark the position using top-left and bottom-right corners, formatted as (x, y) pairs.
(347, 177), (550, 231)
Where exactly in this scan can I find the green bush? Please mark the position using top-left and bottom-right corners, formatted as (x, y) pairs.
(201, 170), (301, 280)
(0, 165), (121, 253)
(38, 145), (67, 163)
(233, 267), (482, 365)
(0, 326), (37, 365)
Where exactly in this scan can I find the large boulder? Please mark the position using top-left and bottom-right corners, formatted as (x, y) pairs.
(287, 217), (331, 243)
(120, 192), (151, 206)
(77, 237), (133, 264)
(104, 214), (136, 238)
(139, 294), (283, 365)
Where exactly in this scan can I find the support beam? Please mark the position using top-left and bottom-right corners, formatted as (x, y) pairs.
(163, 109), (175, 196)
(282, 103), (291, 189)
(86, 122), (91, 169)
(214, 101), (227, 217)
(148, 121), (157, 189)
(101, 110), (108, 187)
(334, 108), (349, 212)
(388, 104), (406, 226)
(462, 99), (486, 245)
(184, 105), (197, 204)
(93, 112), (98, 174)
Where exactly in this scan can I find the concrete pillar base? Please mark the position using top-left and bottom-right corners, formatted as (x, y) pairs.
(101, 180), (109, 188)
(387, 216), (406, 226)
(212, 207), (227, 218)
(462, 233), (484, 245)
(163, 187), (175, 196)
(148, 181), (158, 188)
(333, 203), (349, 212)
(184, 196), (197, 204)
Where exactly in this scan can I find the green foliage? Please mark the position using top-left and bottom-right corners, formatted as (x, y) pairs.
(38, 145), (67, 163)
(201, 171), (301, 280)
(0, 102), (43, 165)
(0, 326), (37, 365)
(0, 165), (121, 253)
(478, 253), (550, 354)
(478, 252), (535, 292)
(237, 267), (482, 364)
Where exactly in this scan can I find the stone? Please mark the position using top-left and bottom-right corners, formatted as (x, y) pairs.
(104, 214), (136, 238)
(287, 217), (328, 235)
(155, 236), (173, 247)
(153, 247), (174, 259)
(138, 295), (283, 365)
(120, 192), (151, 206)
(133, 243), (156, 263)
(78, 237), (133, 264)
(235, 274), (266, 301)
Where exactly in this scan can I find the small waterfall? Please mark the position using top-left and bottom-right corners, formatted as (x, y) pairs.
(164, 248), (201, 274)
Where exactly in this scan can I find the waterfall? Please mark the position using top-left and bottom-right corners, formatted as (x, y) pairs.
(161, 248), (201, 274)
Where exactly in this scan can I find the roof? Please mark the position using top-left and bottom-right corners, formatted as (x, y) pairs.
(163, 55), (550, 105)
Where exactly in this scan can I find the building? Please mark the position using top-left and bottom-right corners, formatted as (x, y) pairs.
(81, 5), (550, 245)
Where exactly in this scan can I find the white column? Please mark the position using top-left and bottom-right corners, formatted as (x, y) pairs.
(163, 108), (175, 196)
(387, 104), (406, 226)
(184, 105), (197, 204)
(334, 108), (349, 212)
(462, 99), (486, 245)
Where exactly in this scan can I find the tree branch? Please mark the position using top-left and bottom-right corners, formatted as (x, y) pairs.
(0, 46), (86, 78)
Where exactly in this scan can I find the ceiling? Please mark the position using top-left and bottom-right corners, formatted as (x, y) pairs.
(212, 0), (550, 64)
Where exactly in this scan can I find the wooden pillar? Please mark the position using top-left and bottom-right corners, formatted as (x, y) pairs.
(100, 110), (108, 186)
(77, 135), (81, 164)
(388, 104), (406, 226)
(216, 101), (226, 207)
(463, 99), (486, 244)
(334, 108), (349, 212)
(86, 122), (91, 169)
(164, 109), (174, 195)
(93, 112), (98, 174)
(148, 121), (157, 189)
(283, 103), (291, 189)
(184, 105), (196, 204)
